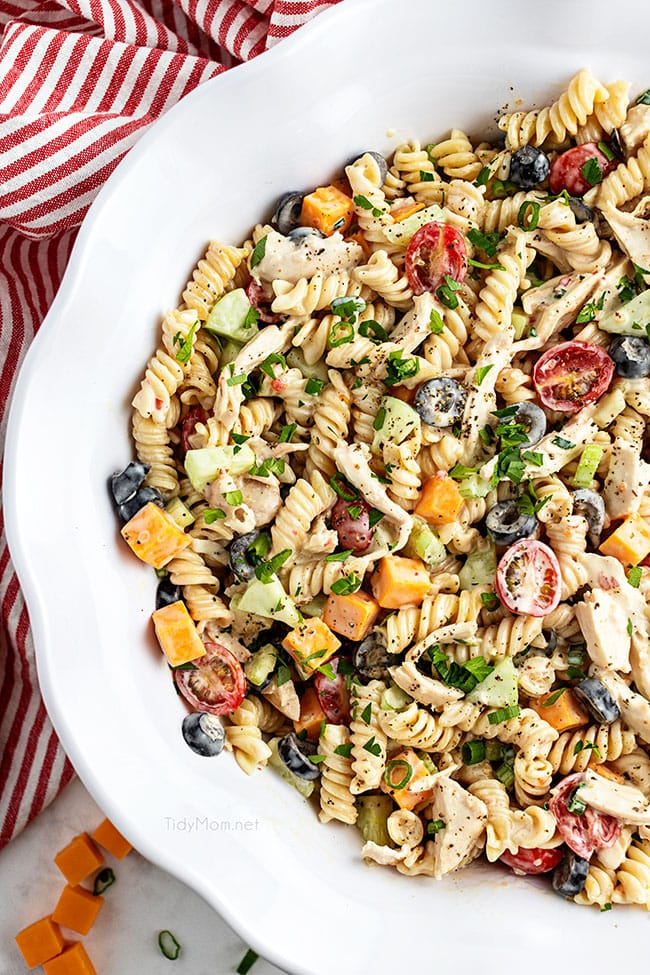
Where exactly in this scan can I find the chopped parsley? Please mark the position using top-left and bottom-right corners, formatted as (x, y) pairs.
(552, 436), (575, 450)
(259, 352), (287, 378)
(385, 350), (420, 386)
(476, 364), (494, 386)
(254, 548), (292, 584)
(581, 157), (604, 186)
(628, 566), (643, 589)
(203, 508), (226, 523)
(250, 234), (268, 268)
(331, 572), (363, 596)
(224, 490), (243, 506)
(304, 377), (324, 395)
(334, 743), (353, 758)
(353, 194), (384, 218)
(429, 645), (493, 694)
(467, 228), (502, 257)
(429, 309), (445, 334)
(279, 423), (297, 443)
(323, 550), (353, 562)
(174, 321), (199, 364)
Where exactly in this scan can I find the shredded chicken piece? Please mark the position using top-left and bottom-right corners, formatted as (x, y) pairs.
(426, 777), (488, 878)
(262, 676), (300, 721)
(332, 442), (413, 551)
(601, 201), (650, 274)
(603, 437), (650, 518)
(389, 660), (463, 709)
(460, 330), (513, 465)
(575, 587), (632, 672)
(252, 230), (362, 284)
(592, 668), (650, 746)
(213, 323), (293, 433)
(580, 768), (650, 825)
(516, 268), (604, 352)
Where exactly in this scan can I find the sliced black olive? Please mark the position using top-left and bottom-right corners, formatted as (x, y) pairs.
(485, 501), (537, 546)
(156, 577), (182, 610)
(110, 461), (150, 505)
(568, 197), (594, 224)
(353, 632), (395, 680)
(277, 732), (320, 780)
(273, 192), (305, 235)
(573, 678), (620, 724)
(117, 486), (163, 521)
(509, 146), (550, 189)
(513, 629), (557, 667)
(541, 628), (558, 654)
(573, 489), (605, 546)
(229, 531), (261, 582)
(609, 335), (650, 379)
(182, 712), (225, 757)
(414, 378), (467, 427)
(512, 402), (546, 447)
(552, 851), (589, 898)
(286, 226), (326, 242)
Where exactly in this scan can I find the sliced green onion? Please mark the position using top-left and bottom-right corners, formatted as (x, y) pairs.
(384, 759), (413, 791)
(462, 740), (486, 765)
(328, 319), (355, 347)
(323, 549), (353, 562)
(330, 572), (362, 596)
(543, 688), (565, 707)
(487, 705), (520, 725)
(158, 930), (181, 960)
(93, 867), (115, 896)
(485, 741), (502, 762)
(359, 319), (388, 342)
(567, 649), (585, 667)
(427, 819), (446, 835)
(329, 473), (357, 501)
(495, 762), (515, 788)
(571, 444), (603, 489)
(518, 200), (540, 231)
(237, 949), (260, 975)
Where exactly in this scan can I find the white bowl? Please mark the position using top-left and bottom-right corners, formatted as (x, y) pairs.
(6, 1), (650, 971)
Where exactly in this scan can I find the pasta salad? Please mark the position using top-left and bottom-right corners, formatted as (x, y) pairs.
(114, 67), (650, 908)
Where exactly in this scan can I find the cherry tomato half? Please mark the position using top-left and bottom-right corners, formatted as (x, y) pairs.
(495, 539), (562, 617)
(175, 642), (246, 716)
(533, 341), (614, 413)
(548, 142), (617, 197)
(330, 497), (373, 554)
(405, 221), (468, 296)
(181, 406), (208, 452)
(500, 847), (564, 876)
(314, 656), (350, 724)
(549, 772), (620, 859)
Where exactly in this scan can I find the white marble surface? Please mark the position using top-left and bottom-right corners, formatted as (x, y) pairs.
(0, 776), (286, 975)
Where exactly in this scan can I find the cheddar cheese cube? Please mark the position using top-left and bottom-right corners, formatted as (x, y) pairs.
(15, 916), (64, 969)
(281, 618), (341, 678)
(54, 833), (104, 886)
(52, 885), (103, 936)
(43, 942), (96, 975)
(120, 501), (190, 569)
(91, 818), (132, 860)
(322, 590), (380, 641)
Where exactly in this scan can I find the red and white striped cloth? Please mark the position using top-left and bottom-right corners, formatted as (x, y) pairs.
(0, 0), (343, 850)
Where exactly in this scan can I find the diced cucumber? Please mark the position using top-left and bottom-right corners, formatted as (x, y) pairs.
(286, 348), (330, 384)
(599, 289), (650, 335)
(371, 395), (420, 454)
(458, 473), (492, 500)
(380, 684), (413, 711)
(235, 576), (302, 628)
(205, 288), (259, 344)
(244, 644), (278, 688)
(467, 657), (518, 708)
(511, 308), (529, 340)
(165, 497), (195, 529)
(459, 540), (496, 590)
(356, 795), (393, 846)
(219, 339), (243, 370)
(404, 517), (446, 566)
(268, 739), (315, 799)
(300, 594), (328, 617)
(382, 204), (446, 246)
(185, 443), (256, 492)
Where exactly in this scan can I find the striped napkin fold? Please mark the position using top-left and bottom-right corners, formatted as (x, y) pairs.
(0, 0), (342, 850)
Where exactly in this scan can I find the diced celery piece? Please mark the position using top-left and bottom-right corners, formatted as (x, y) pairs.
(467, 657), (518, 708)
(356, 795), (393, 846)
(185, 443), (255, 491)
(286, 347), (330, 384)
(371, 396), (420, 454)
(511, 308), (529, 340)
(165, 497), (195, 529)
(459, 541), (496, 590)
(599, 289), (650, 335)
(268, 739), (315, 799)
(380, 684), (413, 711)
(205, 288), (259, 344)
(458, 473), (492, 500)
(571, 444), (604, 489)
(235, 576), (302, 628)
(404, 516), (446, 566)
(382, 204), (446, 246)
